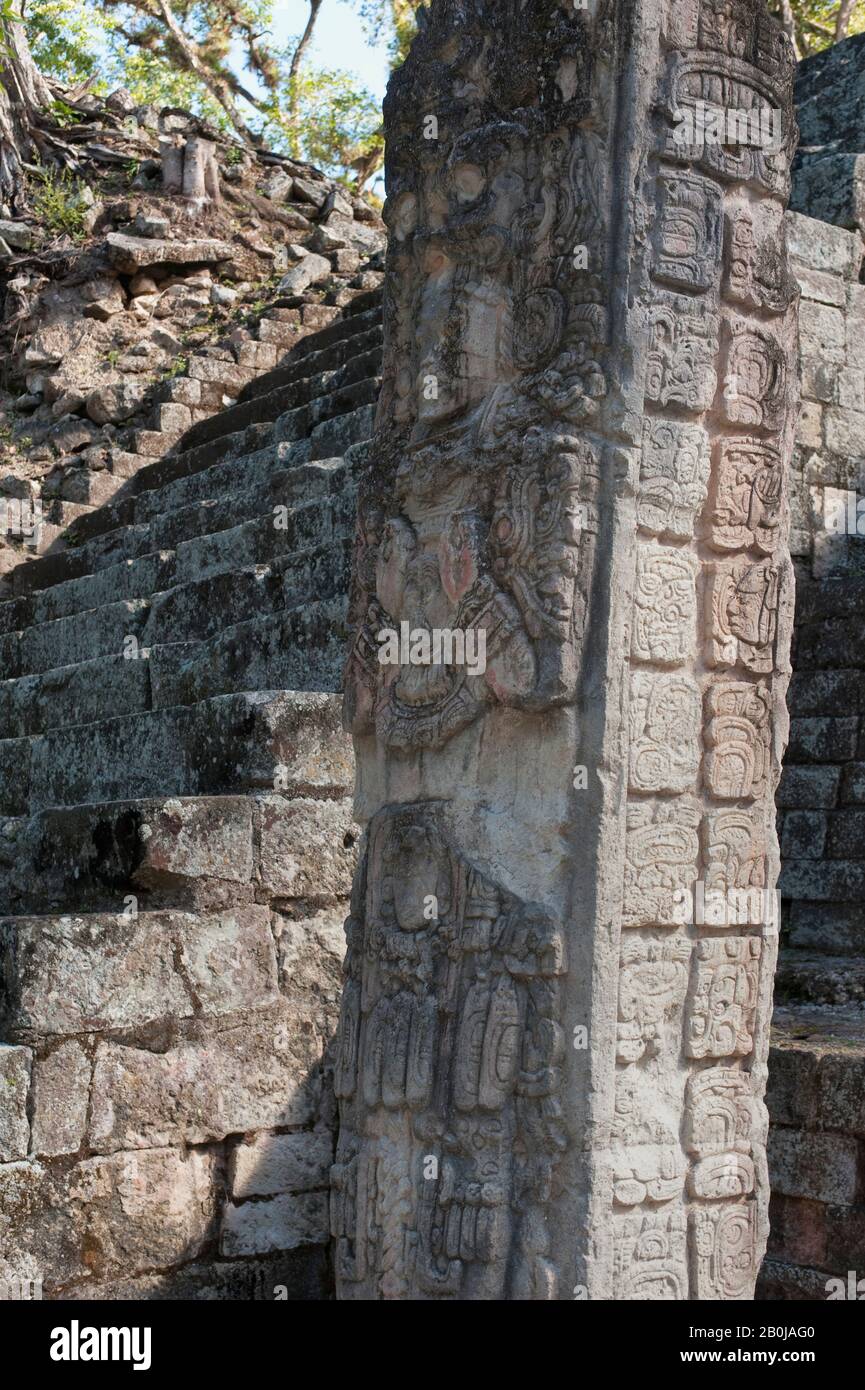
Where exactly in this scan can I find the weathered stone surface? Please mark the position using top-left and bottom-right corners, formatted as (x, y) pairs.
(332, 0), (798, 1302)
(0, 1147), (218, 1288)
(277, 252), (331, 297)
(793, 32), (865, 236)
(0, 907), (276, 1036)
(88, 1001), (327, 1152)
(86, 381), (149, 425)
(274, 905), (346, 1008)
(0, 912), (191, 1036)
(256, 795), (358, 900)
(220, 1191), (328, 1257)
(0, 1044), (30, 1161)
(230, 1129), (333, 1199)
(30, 1040), (90, 1157)
(106, 233), (233, 272)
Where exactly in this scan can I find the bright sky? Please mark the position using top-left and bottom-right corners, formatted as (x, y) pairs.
(270, 0), (391, 102)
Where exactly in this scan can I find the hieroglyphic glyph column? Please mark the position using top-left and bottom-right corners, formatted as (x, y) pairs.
(331, 0), (799, 1300)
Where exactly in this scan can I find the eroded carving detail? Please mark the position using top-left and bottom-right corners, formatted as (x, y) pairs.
(629, 671), (702, 794)
(707, 437), (783, 555)
(691, 1203), (758, 1300)
(645, 298), (719, 412)
(632, 544), (699, 665)
(652, 171), (723, 292)
(722, 319), (787, 433)
(332, 804), (567, 1300)
(704, 681), (772, 801)
(614, 1209), (689, 1300)
(623, 798), (702, 929)
(685, 938), (762, 1060)
(685, 1068), (756, 1199)
(639, 420), (712, 540)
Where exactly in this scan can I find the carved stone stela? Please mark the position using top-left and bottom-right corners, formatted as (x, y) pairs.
(333, 0), (797, 1299)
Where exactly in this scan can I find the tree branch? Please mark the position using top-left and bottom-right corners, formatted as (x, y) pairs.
(151, 0), (260, 144)
(835, 0), (858, 41)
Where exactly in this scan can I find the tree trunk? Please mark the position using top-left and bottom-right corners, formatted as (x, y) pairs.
(836, 0), (857, 42)
(777, 0), (802, 60)
(0, 4), (53, 213)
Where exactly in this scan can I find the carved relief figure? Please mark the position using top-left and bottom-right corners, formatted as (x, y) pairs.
(331, 804), (567, 1300)
(344, 431), (599, 749)
(706, 558), (781, 674)
(632, 544), (699, 665)
(707, 437), (783, 554)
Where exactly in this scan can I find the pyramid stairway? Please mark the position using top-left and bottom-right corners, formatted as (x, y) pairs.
(0, 286), (383, 1299)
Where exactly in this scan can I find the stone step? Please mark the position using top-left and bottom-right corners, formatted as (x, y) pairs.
(0, 905), (283, 1040)
(0, 546), (351, 737)
(149, 598), (347, 708)
(61, 427), (278, 553)
(2, 550), (177, 632)
(4, 478), (349, 636)
(239, 303), (382, 406)
(0, 689), (351, 816)
(142, 535), (351, 647)
(0, 790), (357, 919)
(54, 366), (368, 558)
(0, 651), (152, 738)
(180, 340), (382, 453)
(0, 598), (150, 681)
(0, 489), (356, 683)
(308, 401), (376, 460)
(240, 321), (383, 409)
(774, 951), (865, 1007)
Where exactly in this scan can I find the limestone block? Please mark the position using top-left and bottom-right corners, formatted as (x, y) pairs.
(277, 253), (331, 297)
(0, 913), (191, 1036)
(30, 1041), (90, 1158)
(0, 1045), (31, 1161)
(230, 1129), (333, 1199)
(768, 1129), (859, 1205)
(0, 907), (276, 1037)
(88, 1001), (326, 1152)
(256, 795), (358, 899)
(220, 1192), (328, 1258)
(106, 233), (232, 272)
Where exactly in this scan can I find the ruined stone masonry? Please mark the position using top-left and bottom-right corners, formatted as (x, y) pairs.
(4, 6), (865, 1304)
(330, 0), (799, 1300)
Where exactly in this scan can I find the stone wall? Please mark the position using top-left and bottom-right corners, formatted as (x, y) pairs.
(759, 211), (865, 1300)
(791, 32), (865, 237)
(0, 287), (379, 1299)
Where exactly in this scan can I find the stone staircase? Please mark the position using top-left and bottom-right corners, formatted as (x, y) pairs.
(0, 284), (382, 1299)
(755, 214), (865, 1301)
